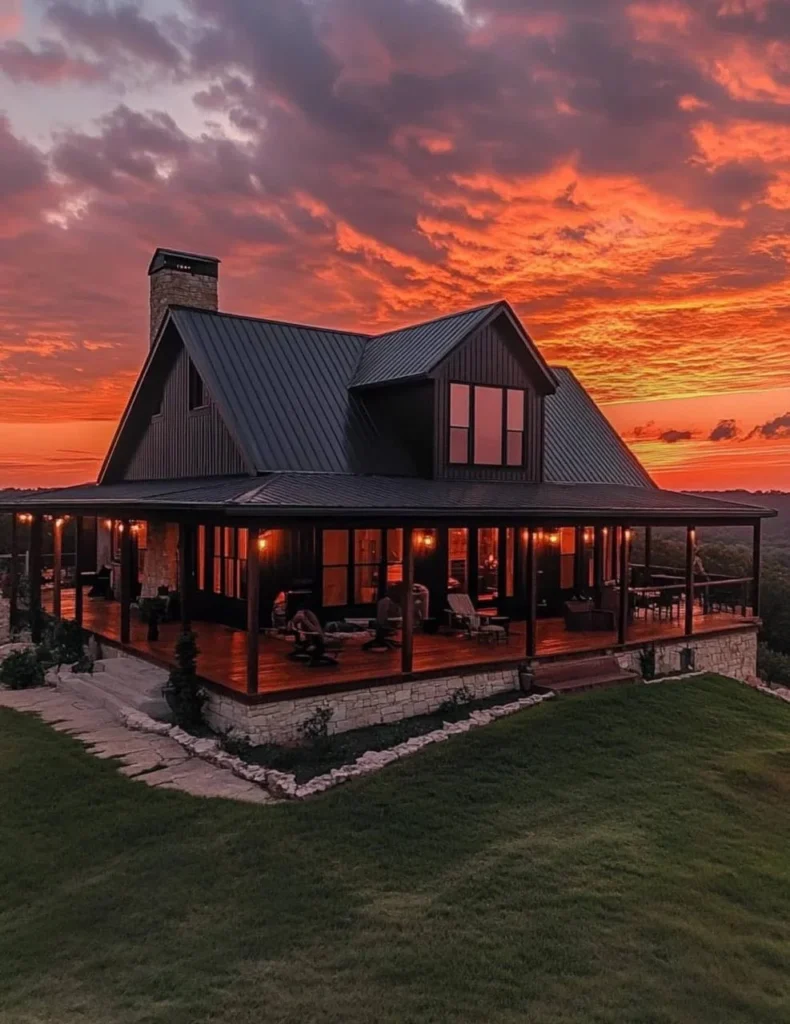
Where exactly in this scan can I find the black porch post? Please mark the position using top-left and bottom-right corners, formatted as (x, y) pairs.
(74, 516), (84, 628)
(120, 519), (132, 645)
(525, 527), (537, 658)
(618, 526), (629, 645)
(29, 514), (43, 643)
(9, 512), (18, 633)
(179, 522), (194, 633)
(574, 526), (585, 593)
(497, 526), (507, 606)
(52, 517), (62, 620)
(752, 519), (762, 619)
(402, 526), (415, 674)
(644, 526), (653, 584)
(593, 526), (603, 595)
(246, 527), (261, 695)
(467, 527), (479, 604)
(685, 526), (695, 637)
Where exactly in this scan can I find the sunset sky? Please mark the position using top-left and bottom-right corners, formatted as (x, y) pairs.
(1, 0), (789, 491)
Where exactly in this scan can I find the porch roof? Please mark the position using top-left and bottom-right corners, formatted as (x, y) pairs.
(0, 473), (775, 524)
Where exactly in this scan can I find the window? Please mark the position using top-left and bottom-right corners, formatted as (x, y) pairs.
(197, 525), (206, 590)
(506, 389), (524, 466)
(212, 527), (248, 599)
(506, 528), (515, 597)
(474, 387), (503, 465)
(387, 529), (403, 585)
(478, 527), (498, 602)
(560, 527), (576, 590)
(323, 529), (349, 606)
(449, 383), (470, 463)
(354, 529), (381, 604)
(448, 528), (468, 593)
(152, 393), (163, 418)
(188, 358), (206, 410)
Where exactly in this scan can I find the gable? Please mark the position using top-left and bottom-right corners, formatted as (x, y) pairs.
(435, 311), (548, 391)
(101, 323), (249, 482)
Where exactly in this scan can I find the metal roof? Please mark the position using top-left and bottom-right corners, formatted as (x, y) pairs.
(545, 368), (655, 488)
(1, 473), (773, 523)
(171, 308), (415, 476)
(350, 303), (500, 387)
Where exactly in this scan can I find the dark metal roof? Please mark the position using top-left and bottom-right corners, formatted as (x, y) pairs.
(350, 303), (500, 387)
(545, 368), (655, 488)
(1, 473), (773, 523)
(170, 308), (415, 476)
(148, 248), (219, 276)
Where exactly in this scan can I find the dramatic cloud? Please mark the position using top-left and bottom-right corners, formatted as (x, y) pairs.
(1, 0), (790, 486)
(709, 418), (739, 441)
(747, 412), (790, 440)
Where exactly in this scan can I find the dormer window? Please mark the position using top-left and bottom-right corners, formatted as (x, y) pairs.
(449, 383), (525, 466)
(188, 358), (206, 410)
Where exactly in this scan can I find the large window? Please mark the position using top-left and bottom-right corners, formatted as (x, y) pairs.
(449, 384), (470, 463)
(478, 527), (499, 602)
(322, 530), (349, 607)
(213, 527), (248, 599)
(188, 358), (206, 410)
(449, 384), (525, 467)
(560, 527), (576, 590)
(354, 529), (381, 604)
(448, 528), (468, 593)
(387, 528), (403, 585)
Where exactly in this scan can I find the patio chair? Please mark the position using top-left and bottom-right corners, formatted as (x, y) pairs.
(288, 609), (343, 667)
(362, 596), (402, 651)
(564, 599), (594, 631)
(447, 593), (508, 645)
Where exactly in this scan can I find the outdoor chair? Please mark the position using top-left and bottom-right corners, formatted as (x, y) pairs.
(564, 599), (594, 631)
(362, 596), (402, 651)
(447, 593), (508, 645)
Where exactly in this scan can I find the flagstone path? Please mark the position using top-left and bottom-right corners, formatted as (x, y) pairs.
(0, 686), (275, 804)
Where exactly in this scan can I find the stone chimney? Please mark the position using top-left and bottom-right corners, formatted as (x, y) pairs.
(148, 247), (220, 347)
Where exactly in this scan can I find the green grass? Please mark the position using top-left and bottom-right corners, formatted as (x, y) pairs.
(245, 688), (522, 781)
(4, 674), (790, 1023)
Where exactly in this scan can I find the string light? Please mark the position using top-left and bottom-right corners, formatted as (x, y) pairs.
(257, 536), (268, 551)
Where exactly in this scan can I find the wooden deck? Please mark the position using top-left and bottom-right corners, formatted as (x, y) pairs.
(44, 589), (756, 701)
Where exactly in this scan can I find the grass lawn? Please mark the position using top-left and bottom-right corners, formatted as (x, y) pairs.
(3, 675), (790, 1023)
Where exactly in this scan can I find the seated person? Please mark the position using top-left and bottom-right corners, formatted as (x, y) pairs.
(288, 607), (341, 666)
(363, 594), (402, 651)
(272, 590), (288, 631)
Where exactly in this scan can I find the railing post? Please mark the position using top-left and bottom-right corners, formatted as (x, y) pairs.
(401, 526), (415, 674)
(685, 526), (695, 636)
(9, 512), (18, 633)
(525, 527), (537, 658)
(74, 516), (84, 628)
(247, 527), (261, 695)
(618, 527), (629, 645)
(752, 519), (762, 619)
(29, 514), (43, 643)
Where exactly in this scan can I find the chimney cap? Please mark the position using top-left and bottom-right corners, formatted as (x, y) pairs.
(148, 247), (220, 278)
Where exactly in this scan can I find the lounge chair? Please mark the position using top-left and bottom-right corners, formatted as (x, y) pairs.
(447, 593), (508, 645)
(288, 609), (343, 667)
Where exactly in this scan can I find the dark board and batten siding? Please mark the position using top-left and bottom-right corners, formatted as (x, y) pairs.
(124, 345), (248, 480)
(433, 322), (545, 482)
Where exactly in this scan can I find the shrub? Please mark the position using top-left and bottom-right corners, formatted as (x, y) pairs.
(758, 643), (790, 687)
(638, 645), (657, 681)
(164, 631), (206, 731)
(71, 654), (95, 675)
(439, 685), (474, 714)
(298, 705), (333, 747)
(220, 729), (252, 759)
(49, 619), (85, 667)
(0, 649), (45, 690)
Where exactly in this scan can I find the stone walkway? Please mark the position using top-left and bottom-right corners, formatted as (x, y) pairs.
(0, 686), (275, 804)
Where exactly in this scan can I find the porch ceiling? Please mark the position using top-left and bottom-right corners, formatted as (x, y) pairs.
(0, 473), (775, 524)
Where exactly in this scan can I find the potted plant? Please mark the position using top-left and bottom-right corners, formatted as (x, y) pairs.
(139, 596), (167, 641)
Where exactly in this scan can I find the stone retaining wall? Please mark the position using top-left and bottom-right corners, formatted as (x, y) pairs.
(614, 626), (757, 682)
(205, 667), (521, 745)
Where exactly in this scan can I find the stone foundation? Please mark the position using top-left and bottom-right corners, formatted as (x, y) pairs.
(614, 626), (757, 682)
(205, 667), (521, 745)
(0, 598), (9, 643)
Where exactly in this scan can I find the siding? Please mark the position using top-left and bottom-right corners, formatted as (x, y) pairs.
(124, 342), (247, 480)
(433, 321), (544, 482)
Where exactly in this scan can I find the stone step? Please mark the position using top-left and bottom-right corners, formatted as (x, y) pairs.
(57, 661), (173, 722)
(95, 656), (169, 686)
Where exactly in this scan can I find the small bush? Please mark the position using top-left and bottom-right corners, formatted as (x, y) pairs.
(220, 729), (252, 759)
(164, 631), (206, 731)
(0, 649), (45, 690)
(439, 685), (474, 714)
(298, 705), (333, 747)
(758, 643), (790, 687)
(71, 654), (95, 675)
(639, 645), (657, 681)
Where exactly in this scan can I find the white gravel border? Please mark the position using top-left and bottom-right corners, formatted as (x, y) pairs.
(120, 691), (556, 800)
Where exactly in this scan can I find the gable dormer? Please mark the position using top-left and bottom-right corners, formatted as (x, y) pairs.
(351, 302), (556, 482)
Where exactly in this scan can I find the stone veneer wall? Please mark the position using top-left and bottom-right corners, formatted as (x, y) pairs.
(614, 626), (757, 682)
(205, 668), (521, 745)
(205, 626), (759, 745)
(0, 598), (9, 643)
(140, 522), (179, 598)
(150, 268), (217, 346)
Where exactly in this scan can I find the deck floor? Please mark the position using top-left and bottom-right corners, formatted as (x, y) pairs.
(44, 589), (755, 698)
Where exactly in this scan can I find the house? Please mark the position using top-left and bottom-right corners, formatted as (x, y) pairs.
(0, 249), (774, 741)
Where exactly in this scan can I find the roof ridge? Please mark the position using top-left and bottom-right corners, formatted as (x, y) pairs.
(367, 300), (502, 342)
(170, 305), (371, 339)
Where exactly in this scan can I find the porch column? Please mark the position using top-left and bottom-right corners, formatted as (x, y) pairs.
(402, 526), (415, 674)
(752, 519), (762, 619)
(685, 526), (695, 637)
(74, 516), (84, 628)
(593, 526), (604, 594)
(574, 526), (585, 593)
(618, 526), (629, 645)
(525, 527), (537, 658)
(644, 526), (653, 584)
(497, 526), (507, 605)
(9, 512), (18, 633)
(246, 527), (261, 695)
(179, 522), (194, 632)
(120, 519), (132, 644)
(52, 517), (63, 620)
(29, 514), (43, 643)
